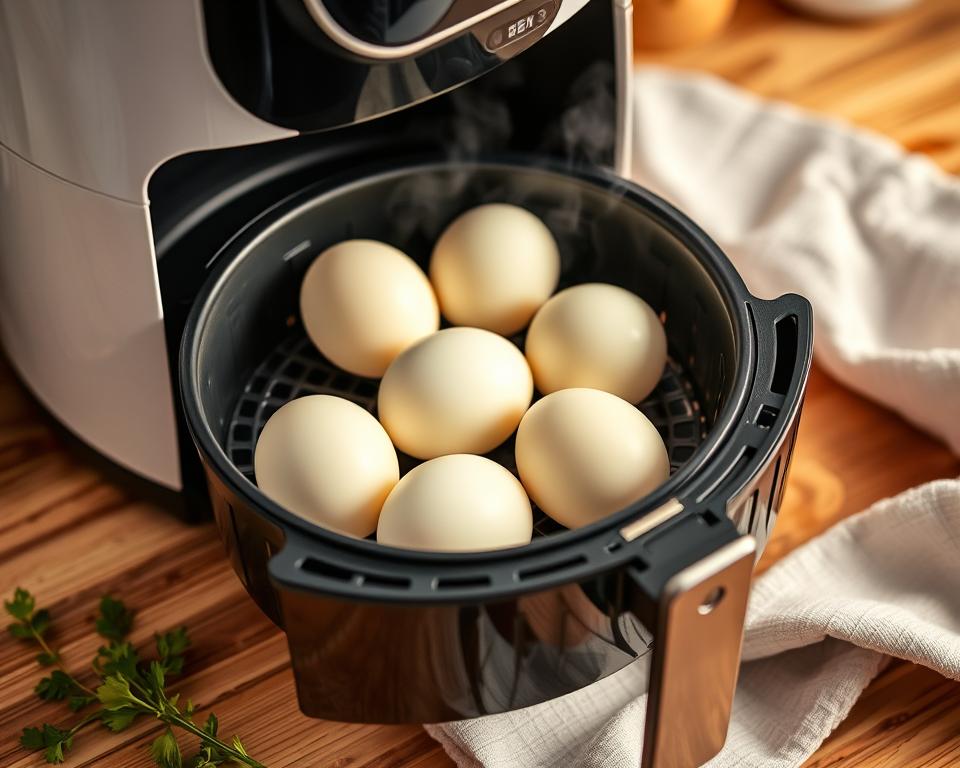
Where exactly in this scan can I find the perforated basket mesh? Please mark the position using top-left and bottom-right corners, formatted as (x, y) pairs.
(226, 329), (707, 538)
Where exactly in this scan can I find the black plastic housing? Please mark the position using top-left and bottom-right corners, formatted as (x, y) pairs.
(180, 157), (813, 723)
(202, 0), (597, 131)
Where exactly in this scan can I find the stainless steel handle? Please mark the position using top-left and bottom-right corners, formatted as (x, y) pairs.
(637, 536), (755, 768)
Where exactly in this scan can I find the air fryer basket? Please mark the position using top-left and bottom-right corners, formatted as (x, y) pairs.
(181, 157), (812, 768)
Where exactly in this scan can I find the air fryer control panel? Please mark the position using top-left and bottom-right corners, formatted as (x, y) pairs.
(202, 0), (570, 131)
(314, 0), (559, 47)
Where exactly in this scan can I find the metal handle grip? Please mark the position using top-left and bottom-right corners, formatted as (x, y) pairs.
(632, 535), (755, 768)
(626, 293), (811, 767)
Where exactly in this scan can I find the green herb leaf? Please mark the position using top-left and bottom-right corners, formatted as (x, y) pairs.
(189, 750), (225, 768)
(101, 707), (139, 732)
(68, 695), (96, 712)
(38, 724), (73, 765)
(20, 726), (45, 750)
(156, 627), (189, 676)
(8, 622), (32, 639)
(189, 734), (228, 767)
(95, 596), (134, 642)
(150, 728), (182, 768)
(5, 587), (35, 621)
(31, 608), (52, 637)
(45, 739), (69, 764)
(203, 713), (218, 737)
(148, 661), (166, 695)
(189, 751), (226, 768)
(97, 675), (136, 710)
(14, 590), (263, 768)
(187, 714), (230, 768)
(37, 651), (61, 666)
(156, 627), (189, 660)
(36, 670), (77, 701)
(95, 641), (141, 681)
(231, 736), (249, 757)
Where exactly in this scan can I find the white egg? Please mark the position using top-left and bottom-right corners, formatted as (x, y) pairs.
(430, 204), (560, 336)
(378, 327), (533, 460)
(377, 454), (532, 551)
(515, 388), (669, 529)
(254, 395), (399, 537)
(300, 239), (439, 378)
(525, 283), (667, 404)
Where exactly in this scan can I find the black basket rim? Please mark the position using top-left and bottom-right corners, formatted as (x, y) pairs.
(179, 154), (763, 592)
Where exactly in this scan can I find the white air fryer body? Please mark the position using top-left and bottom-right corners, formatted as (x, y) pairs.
(0, 0), (627, 492)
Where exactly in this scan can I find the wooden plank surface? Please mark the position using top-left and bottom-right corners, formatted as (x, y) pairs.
(2, 0), (959, 765)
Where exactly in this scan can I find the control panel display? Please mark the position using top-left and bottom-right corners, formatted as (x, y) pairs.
(485, 2), (556, 50)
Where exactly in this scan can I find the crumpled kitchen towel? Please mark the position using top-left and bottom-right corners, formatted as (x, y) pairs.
(429, 479), (960, 768)
(427, 68), (960, 766)
(630, 67), (960, 453)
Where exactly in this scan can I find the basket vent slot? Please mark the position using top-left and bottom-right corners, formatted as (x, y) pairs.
(519, 555), (587, 581)
(435, 575), (491, 590)
(700, 510), (722, 527)
(771, 315), (799, 395)
(747, 489), (759, 534)
(300, 558), (352, 582)
(300, 559), (411, 589)
(360, 573), (411, 589)
(756, 404), (779, 429)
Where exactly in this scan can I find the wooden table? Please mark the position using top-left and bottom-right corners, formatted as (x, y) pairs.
(2, 0), (959, 765)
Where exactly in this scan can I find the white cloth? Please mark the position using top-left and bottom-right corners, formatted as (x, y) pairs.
(631, 67), (960, 454)
(427, 67), (960, 767)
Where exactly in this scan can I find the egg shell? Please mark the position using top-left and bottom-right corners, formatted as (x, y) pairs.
(254, 395), (399, 537)
(377, 454), (533, 552)
(525, 283), (667, 404)
(430, 204), (560, 336)
(300, 239), (439, 378)
(515, 388), (670, 529)
(378, 327), (534, 459)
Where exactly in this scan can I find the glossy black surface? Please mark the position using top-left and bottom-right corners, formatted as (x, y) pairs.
(202, 0), (587, 130)
(179, 159), (812, 722)
(322, 0), (457, 43)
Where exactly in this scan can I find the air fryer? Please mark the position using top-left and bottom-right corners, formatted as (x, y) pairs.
(180, 158), (812, 768)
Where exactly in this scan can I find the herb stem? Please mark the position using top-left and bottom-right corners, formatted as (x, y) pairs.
(30, 626), (97, 697)
(166, 715), (266, 768)
(68, 711), (103, 738)
(125, 677), (264, 767)
(126, 676), (156, 705)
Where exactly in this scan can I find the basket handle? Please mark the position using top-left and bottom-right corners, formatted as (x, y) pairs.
(624, 292), (812, 767)
(693, 291), (814, 548)
(626, 530), (755, 768)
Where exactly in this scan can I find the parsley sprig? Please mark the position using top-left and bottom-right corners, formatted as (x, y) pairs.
(5, 588), (265, 768)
